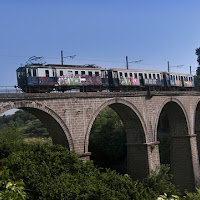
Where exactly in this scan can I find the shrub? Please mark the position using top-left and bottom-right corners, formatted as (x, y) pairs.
(0, 168), (27, 200)
(0, 143), (157, 200)
(0, 128), (24, 159)
(143, 165), (180, 197)
(183, 187), (200, 200)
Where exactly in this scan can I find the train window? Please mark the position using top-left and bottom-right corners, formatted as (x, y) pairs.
(68, 71), (73, 76)
(60, 70), (63, 76)
(28, 69), (31, 77)
(53, 69), (56, 77)
(125, 72), (128, 77)
(95, 71), (99, 76)
(134, 73), (137, 78)
(119, 72), (123, 77)
(157, 74), (160, 79)
(89, 71), (92, 76)
(153, 74), (156, 79)
(185, 76), (188, 81)
(149, 74), (152, 79)
(81, 71), (85, 77)
(33, 69), (37, 77)
(130, 73), (133, 77)
(112, 71), (117, 78)
(75, 71), (78, 76)
(144, 73), (148, 79)
(101, 71), (107, 78)
(45, 70), (49, 77)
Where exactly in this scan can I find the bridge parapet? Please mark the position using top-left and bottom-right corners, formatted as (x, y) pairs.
(0, 91), (200, 101)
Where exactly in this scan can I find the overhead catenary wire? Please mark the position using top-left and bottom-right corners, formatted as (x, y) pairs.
(0, 53), (188, 72)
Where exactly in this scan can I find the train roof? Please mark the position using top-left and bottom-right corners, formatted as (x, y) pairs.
(163, 71), (193, 76)
(109, 68), (162, 73)
(17, 64), (106, 71)
(109, 68), (193, 76)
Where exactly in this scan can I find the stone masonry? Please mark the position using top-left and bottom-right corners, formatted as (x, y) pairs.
(1, 91), (200, 191)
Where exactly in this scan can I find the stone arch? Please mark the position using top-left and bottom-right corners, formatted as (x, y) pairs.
(84, 98), (150, 180)
(156, 98), (197, 192)
(84, 98), (147, 153)
(0, 101), (74, 150)
(154, 97), (190, 140)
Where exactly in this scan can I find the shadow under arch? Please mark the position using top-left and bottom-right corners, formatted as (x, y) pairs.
(156, 99), (196, 191)
(85, 98), (147, 152)
(155, 98), (190, 140)
(0, 102), (74, 150)
(194, 100), (200, 161)
(85, 98), (149, 180)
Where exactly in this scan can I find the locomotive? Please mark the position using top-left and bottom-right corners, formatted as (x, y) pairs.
(16, 64), (195, 93)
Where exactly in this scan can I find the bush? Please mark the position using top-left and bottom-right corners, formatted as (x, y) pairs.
(0, 128), (24, 159)
(0, 168), (27, 200)
(183, 187), (200, 200)
(143, 165), (180, 197)
(0, 143), (157, 200)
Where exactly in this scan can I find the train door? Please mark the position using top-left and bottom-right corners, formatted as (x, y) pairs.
(101, 70), (108, 86)
(139, 73), (144, 86)
(112, 71), (118, 86)
(52, 69), (56, 77)
(181, 76), (184, 87)
(16, 67), (27, 88)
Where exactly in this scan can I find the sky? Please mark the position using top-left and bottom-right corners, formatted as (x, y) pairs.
(0, 0), (200, 86)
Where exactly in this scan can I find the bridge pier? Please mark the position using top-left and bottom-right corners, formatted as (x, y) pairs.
(170, 135), (200, 192)
(126, 142), (160, 180)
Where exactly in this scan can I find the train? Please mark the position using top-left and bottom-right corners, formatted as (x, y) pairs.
(16, 64), (195, 93)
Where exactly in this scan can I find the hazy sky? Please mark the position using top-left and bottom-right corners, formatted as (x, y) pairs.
(0, 0), (200, 86)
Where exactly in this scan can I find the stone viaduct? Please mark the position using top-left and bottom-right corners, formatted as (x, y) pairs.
(1, 91), (200, 192)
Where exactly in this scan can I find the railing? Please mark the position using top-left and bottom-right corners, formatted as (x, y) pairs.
(0, 85), (199, 94)
(0, 86), (22, 94)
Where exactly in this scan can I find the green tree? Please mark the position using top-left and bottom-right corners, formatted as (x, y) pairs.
(89, 107), (127, 173)
(196, 47), (200, 66)
(0, 110), (49, 138)
(194, 47), (200, 88)
(143, 165), (180, 197)
(0, 168), (27, 200)
(0, 143), (157, 200)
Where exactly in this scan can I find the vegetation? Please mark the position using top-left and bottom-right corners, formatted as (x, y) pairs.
(89, 107), (127, 173)
(0, 110), (49, 139)
(196, 47), (200, 66)
(194, 47), (200, 87)
(1, 108), (200, 199)
(0, 128), (158, 200)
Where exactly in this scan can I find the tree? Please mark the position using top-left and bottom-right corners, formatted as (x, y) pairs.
(194, 48), (200, 88)
(89, 107), (127, 173)
(0, 143), (157, 200)
(196, 47), (200, 66)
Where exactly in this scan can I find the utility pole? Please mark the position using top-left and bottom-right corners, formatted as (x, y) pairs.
(168, 61), (170, 72)
(190, 66), (192, 75)
(126, 56), (143, 69)
(167, 61), (183, 72)
(61, 50), (64, 65)
(126, 56), (129, 69)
